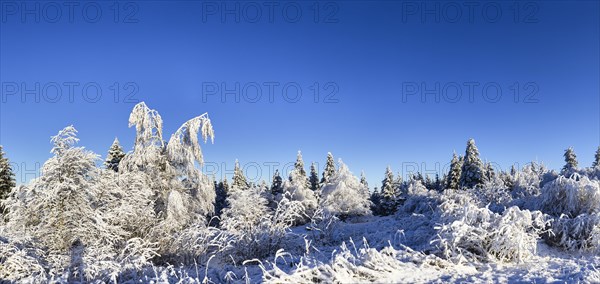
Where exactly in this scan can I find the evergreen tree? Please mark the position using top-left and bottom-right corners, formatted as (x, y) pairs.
(232, 159), (249, 190)
(309, 162), (319, 191)
(359, 171), (371, 200)
(271, 169), (283, 196)
(562, 147), (578, 174)
(292, 151), (309, 188)
(379, 166), (398, 215)
(214, 178), (229, 221)
(320, 152), (336, 185)
(593, 146), (600, 168)
(370, 188), (382, 215)
(434, 174), (442, 191)
(0, 145), (16, 213)
(459, 139), (485, 189)
(484, 162), (496, 182)
(446, 152), (462, 190)
(104, 138), (126, 172)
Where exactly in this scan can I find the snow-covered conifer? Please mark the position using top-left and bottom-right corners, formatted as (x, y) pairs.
(309, 162), (319, 191)
(593, 146), (600, 168)
(0, 145), (15, 212)
(104, 138), (126, 172)
(379, 166), (398, 215)
(271, 169), (283, 196)
(562, 147), (578, 174)
(320, 152), (336, 185)
(459, 139), (485, 189)
(232, 160), (249, 190)
(446, 153), (462, 190)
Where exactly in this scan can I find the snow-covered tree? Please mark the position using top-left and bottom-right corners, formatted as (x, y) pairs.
(0, 145), (15, 213)
(5, 126), (123, 255)
(118, 102), (216, 233)
(231, 160), (249, 191)
(281, 169), (318, 224)
(593, 146), (600, 168)
(104, 138), (126, 172)
(291, 151), (309, 189)
(309, 162), (320, 191)
(379, 166), (398, 215)
(460, 139), (485, 189)
(446, 153), (462, 190)
(359, 171), (371, 200)
(320, 160), (371, 220)
(484, 162), (496, 182)
(320, 152), (336, 185)
(562, 147), (578, 174)
(271, 169), (283, 196)
(214, 178), (229, 221)
(370, 188), (382, 215)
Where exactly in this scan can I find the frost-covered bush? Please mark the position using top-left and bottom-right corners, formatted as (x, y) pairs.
(320, 160), (371, 220)
(399, 180), (439, 215)
(511, 163), (544, 198)
(222, 187), (302, 261)
(306, 207), (340, 245)
(545, 213), (600, 252)
(469, 176), (512, 213)
(539, 174), (600, 217)
(259, 240), (450, 283)
(433, 191), (547, 263)
(0, 237), (48, 282)
(280, 169), (318, 224)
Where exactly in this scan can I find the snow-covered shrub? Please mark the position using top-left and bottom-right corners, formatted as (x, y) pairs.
(320, 160), (371, 220)
(545, 213), (600, 252)
(280, 169), (318, 224)
(222, 187), (302, 261)
(0, 237), (48, 282)
(306, 207), (340, 245)
(511, 163), (544, 198)
(433, 191), (547, 263)
(399, 180), (439, 215)
(259, 240), (450, 283)
(539, 174), (600, 217)
(468, 176), (512, 213)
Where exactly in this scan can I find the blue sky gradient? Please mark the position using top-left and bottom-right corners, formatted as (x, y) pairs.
(1, 1), (599, 187)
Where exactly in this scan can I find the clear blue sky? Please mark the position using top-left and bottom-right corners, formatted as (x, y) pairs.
(1, 1), (599, 187)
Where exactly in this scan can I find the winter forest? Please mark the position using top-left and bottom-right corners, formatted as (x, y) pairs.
(1, 102), (600, 283)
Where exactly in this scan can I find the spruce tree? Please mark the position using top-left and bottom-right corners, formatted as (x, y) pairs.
(309, 162), (319, 191)
(271, 169), (283, 196)
(359, 171), (371, 200)
(214, 178), (229, 221)
(232, 159), (248, 190)
(446, 152), (462, 190)
(320, 152), (336, 185)
(104, 138), (126, 172)
(292, 151), (309, 188)
(484, 162), (495, 182)
(0, 145), (16, 213)
(459, 139), (485, 189)
(379, 166), (397, 215)
(593, 146), (600, 168)
(370, 188), (382, 215)
(562, 147), (578, 173)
